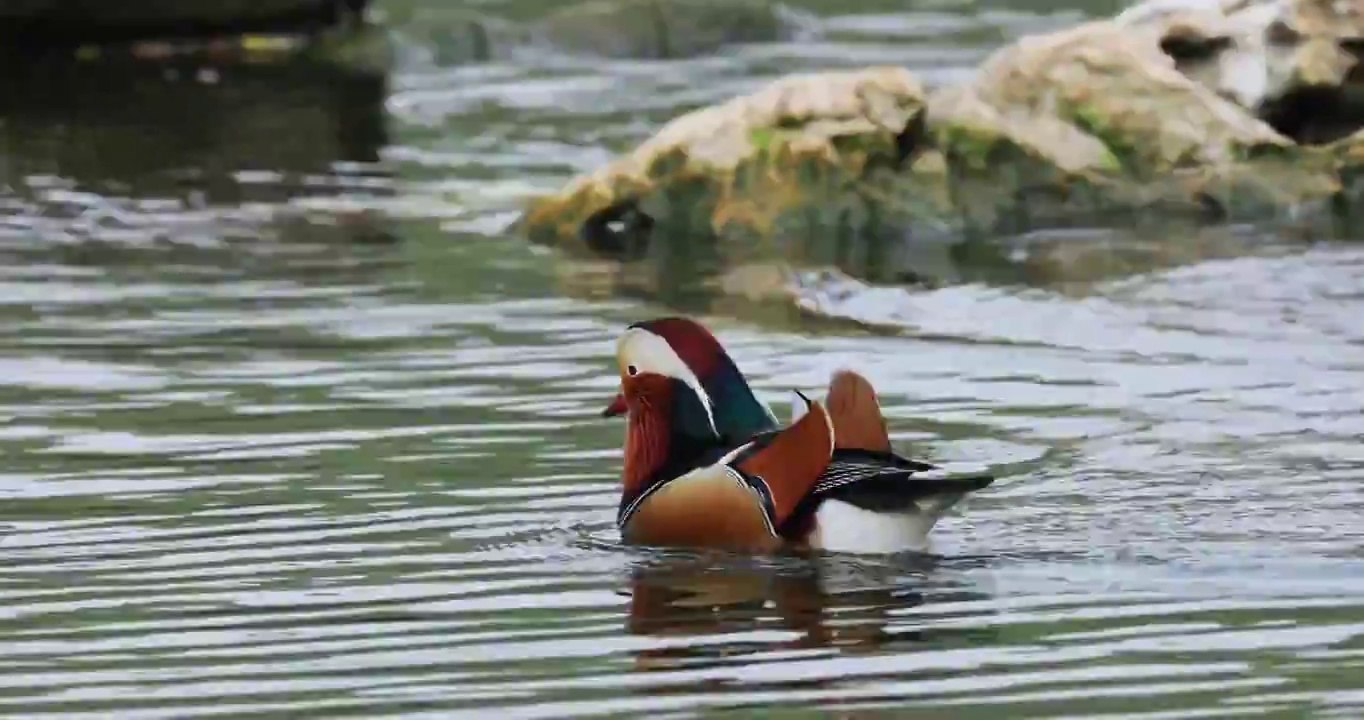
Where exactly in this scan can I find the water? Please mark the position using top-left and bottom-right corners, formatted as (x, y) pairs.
(2, 1), (1363, 717)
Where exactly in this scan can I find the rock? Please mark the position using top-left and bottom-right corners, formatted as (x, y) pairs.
(1117, 0), (1364, 143)
(1254, 0), (1364, 143)
(928, 83), (1121, 177)
(382, 6), (523, 67)
(1115, 0), (1273, 109)
(931, 17), (1348, 233)
(531, 0), (813, 59)
(304, 20), (395, 75)
(517, 65), (928, 270)
(922, 80), (1131, 238)
(969, 20), (1290, 173)
(516, 8), (1360, 314)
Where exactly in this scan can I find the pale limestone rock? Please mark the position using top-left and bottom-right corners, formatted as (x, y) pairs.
(1116, 0), (1364, 141)
(964, 20), (1290, 173)
(926, 83), (1120, 176)
(518, 5), (1360, 320)
(519, 66), (926, 250)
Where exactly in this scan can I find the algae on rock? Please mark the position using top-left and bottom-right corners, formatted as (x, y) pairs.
(518, 65), (930, 279)
(969, 21), (1290, 174)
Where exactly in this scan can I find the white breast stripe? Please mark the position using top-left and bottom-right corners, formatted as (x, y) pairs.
(722, 466), (777, 538)
(716, 440), (755, 465)
(617, 476), (669, 528)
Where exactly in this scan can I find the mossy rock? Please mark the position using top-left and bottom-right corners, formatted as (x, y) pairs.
(517, 65), (928, 279)
(919, 18), (1343, 234)
(1116, 0), (1364, 144)
(516, 14), (1364, 301)
(381, 5), (525, 66)
(531, 0), (810, 59)
(924, 83), (1130, 239)
(968, 21), (1291, 175)
(303, 22), (394, 75)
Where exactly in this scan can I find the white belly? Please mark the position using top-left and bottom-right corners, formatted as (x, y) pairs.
(808, 498), (945, 555)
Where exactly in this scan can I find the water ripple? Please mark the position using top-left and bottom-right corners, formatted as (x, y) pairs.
(1, 0), (1363, 716)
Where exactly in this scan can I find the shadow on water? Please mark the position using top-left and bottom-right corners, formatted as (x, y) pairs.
(0, 50), (398, 252)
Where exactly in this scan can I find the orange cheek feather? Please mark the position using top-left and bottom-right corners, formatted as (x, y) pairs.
(619, 374), (675, 496)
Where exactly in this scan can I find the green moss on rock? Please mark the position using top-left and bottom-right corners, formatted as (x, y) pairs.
(517, 65), (927, 263)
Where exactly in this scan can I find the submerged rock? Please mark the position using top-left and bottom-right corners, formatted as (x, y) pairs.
(382, 6), (525, 67)
(531, 0), (814, 60)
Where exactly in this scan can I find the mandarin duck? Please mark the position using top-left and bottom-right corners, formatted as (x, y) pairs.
(602, 317), (994, 555)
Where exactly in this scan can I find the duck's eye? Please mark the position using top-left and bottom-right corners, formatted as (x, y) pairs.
(626, 365), (638, 376)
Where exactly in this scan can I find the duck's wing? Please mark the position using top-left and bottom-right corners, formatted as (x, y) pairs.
(705, 355), (781, 443)
(720, 392), (836, 529)
(813, 369), (994, 511)
(819, 447), (992, 501)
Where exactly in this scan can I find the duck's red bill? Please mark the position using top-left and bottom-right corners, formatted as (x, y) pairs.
(602, 393), (627, 417)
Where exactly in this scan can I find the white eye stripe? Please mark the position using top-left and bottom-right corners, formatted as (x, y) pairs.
(616, 328), (716, 433)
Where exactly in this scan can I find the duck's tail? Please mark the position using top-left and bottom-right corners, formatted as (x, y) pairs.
(796, 370), (994, 554)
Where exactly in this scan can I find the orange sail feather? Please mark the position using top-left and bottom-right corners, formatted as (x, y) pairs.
(825, 369), (892, 452)
(730, 394), (835, 527)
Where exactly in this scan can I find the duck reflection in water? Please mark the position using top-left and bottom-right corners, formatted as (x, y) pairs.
(621, 550), (995, 676)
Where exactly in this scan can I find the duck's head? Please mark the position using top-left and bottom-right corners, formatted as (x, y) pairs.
(604, 317), (778, 443)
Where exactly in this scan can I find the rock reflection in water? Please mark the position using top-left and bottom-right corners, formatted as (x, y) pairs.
(0, 51), (396, 247)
